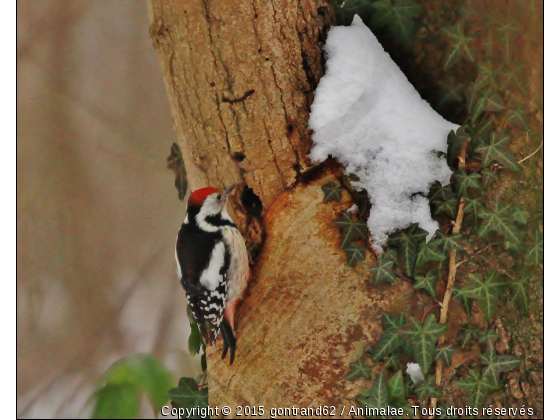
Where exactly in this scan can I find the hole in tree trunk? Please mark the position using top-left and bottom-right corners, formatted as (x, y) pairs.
(241, 186), (263, 218)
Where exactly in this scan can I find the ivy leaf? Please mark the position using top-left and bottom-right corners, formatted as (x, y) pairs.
(526, 229), (543, 266)
(454, 170), (482, 196)
(463, 197), (485, 222)
(478, 202), (525, 247)
(434, 345), (455, 367)
(432, 233), (463, 253)
(390, 225), (428, 277)
(167, 143), (188, 201)
(446, 127), (470, 166)
(384, 354), (401, 370)
(372, 314), (407, 361)
(370, 0), (422, 48)
(346, 358), (372, 381)
(478, 329), (498, 348)
(322, 182), (344, 203)
(507, 106), (529, 129)
(438, 79), (465, 108)
(382, 313), (408, 330)
(413, 271), (439, 300)
(475, 133), (522, 172)
(168, 377), (209, 411)
(415, 375), (442, 399)
(387, 372), (414, 415)
(511, 207), (529, 225)
(457, 370), (500, 407)
(403, 314), (447, 373)
(510, 275), (531, 314)
(431, 183), (456, 203)
(356, 372), (389, 410)
(458, 271), (507, 320)
(335, 212), (368, 247)
(416, 242), (446, 269)
(480, 168), (498, 189)
(342, 242), (366, 267)
(480, 349), (521, 384)
(457, 324), (479, 349)
(443, 24), (475, 69)
(433, 198), (458, 218)
(370, 251), (398, 284)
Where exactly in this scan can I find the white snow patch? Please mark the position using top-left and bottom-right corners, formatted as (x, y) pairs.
(406, 362), (425, 386)
(347, 203), (358, 214)
(309, 15), (458, 253)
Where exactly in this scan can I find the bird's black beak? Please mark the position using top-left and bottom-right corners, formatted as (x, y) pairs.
(224, 183), (237, 196)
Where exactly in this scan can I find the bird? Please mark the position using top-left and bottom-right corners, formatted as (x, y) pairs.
(175, 184), (250, 364)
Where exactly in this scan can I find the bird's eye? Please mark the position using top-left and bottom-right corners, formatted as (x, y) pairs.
(216, 194), (221, 200)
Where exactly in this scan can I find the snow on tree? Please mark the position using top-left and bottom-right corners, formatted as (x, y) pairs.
(309, 15), (458, 253)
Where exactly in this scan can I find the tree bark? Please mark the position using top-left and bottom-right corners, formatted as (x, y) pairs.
(148, 0), (384, 415)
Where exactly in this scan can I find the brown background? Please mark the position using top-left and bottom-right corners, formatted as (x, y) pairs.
(17, 2), (198, 417)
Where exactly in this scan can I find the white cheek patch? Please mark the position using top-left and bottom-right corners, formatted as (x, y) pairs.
(200, 241), (226, 291)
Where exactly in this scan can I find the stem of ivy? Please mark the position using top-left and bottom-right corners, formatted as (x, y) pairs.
(430, 139), (469, 413)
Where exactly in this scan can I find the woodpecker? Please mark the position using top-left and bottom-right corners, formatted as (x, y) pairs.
(175, 184), (250, 364)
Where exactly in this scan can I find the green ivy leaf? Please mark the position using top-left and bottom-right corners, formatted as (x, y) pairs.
(443, 24), (475, 69)
(478, 329), (498, 348)
(432, 233), (463, 253)
(372, 314), (407, 361)
(433, 198), (458, 218)
(510, 275), (531, 314)
(322, 182), (344, 203)
(387, 372), (414, 415)
(526, 229), (543, 266)
(457, 324), (479, 349)
(511, 207), (529, 225)
(480, 349), (521, 384)
(370, 0), (422, 48)
(403, 314), (447, 373)
(415, 375), (442, 399)
(434, 345), (455, 367)
(454, 170), (482, 196)
(463, 197), (485, 221)
(390, 225), (428, 277)
(356, 372), (389, 410)
(168, 377), (209, 412)
(457, 271), (507, 320)
(413, 271), (439, 300)
(416, 242), (446, 270)
(370, 251), (398, 284)
(457, 370), (500, 407)
(431, 183), (456, 203)
(346, 358), (372, 381)
(167, 143), (188, 201)
(480, 168), (498, 189)
(506, 106), (529, 130)
(478, 202), (525, 247)
(342, 242), (367, 267)
(335, 212), (369, 247)
(475, 133), (522, 172)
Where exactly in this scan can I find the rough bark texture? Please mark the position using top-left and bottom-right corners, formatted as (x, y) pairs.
(206, 172), (385, 415)
(148, 0), (383, 415)
(148, 0), (332, 210)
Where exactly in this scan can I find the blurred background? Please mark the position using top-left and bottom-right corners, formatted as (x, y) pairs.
(17, 1), (199, 417)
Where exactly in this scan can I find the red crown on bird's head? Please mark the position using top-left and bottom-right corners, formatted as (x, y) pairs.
(188, 187), (219, 207)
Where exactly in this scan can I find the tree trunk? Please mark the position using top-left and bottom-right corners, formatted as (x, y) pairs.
(148, 0), (380, 415)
